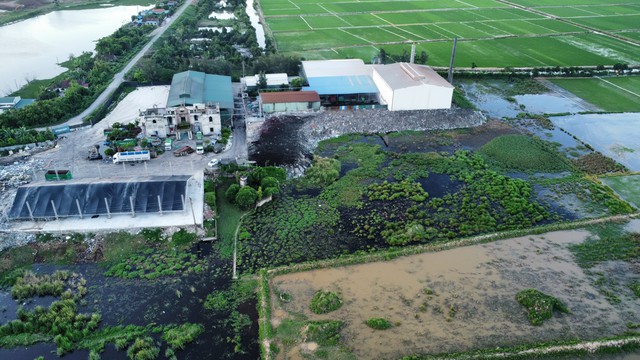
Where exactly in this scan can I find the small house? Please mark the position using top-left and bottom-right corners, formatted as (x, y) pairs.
(260, 91), (321, 114)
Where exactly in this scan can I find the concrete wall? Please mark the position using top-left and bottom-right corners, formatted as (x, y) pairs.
(263, 101), (320, 114)
(393, 85), (452, 111)
(372, 71), (394, 107)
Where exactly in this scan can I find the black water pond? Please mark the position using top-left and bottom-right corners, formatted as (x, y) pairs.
(249, 115), (312, 168)
(0, 244), (259, 359)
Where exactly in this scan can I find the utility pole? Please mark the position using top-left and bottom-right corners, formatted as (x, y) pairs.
(448, 37), (457, 85)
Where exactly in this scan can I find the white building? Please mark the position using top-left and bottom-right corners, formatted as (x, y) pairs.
(241, 73), (289, 90)
(372, 63), (453, 111)
(141, 103), (221, 139)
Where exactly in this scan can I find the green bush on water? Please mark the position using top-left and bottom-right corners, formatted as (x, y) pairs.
(365, 318), (393, 330)
(516, 289), (570, 326)
(310, 290), (343, 314)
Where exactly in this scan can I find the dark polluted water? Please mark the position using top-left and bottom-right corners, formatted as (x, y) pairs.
(0, 243), (259, 360)
(249, 115), (312, 169)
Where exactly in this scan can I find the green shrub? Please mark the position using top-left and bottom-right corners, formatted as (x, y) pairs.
(205, 191), (216, 209)
(365, 318), (393, 330)
(301, 156), (341, 188)
(204, 179), (215, 193)
(140, 228), (163, 243)
(171, 229), (198, 248)
(235, 187), (258, 210)
(310, 290), (342, 314)
(225, 184), (241, 203)
(516, 289), (569, 326)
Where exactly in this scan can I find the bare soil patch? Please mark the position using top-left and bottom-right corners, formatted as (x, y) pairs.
(271, 227), (640, 359)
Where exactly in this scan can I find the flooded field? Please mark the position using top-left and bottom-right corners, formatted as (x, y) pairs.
(552, 113), (640, 171)
(458, 79), (590, 119)
(271, 222), (640, 359)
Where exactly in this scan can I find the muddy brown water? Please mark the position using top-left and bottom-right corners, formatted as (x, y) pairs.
(272, 226), (640, 359)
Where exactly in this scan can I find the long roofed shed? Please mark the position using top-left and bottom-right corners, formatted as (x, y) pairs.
(167, 71), (233, 110)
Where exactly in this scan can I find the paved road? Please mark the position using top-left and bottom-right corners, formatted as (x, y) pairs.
(61, 0), (194, 128)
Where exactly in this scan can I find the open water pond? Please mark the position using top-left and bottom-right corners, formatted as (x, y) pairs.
(552, 113), (640, 171)
(514, 93), (587, 114)
(0, 6), (144, 95)
(457, 81), (521, 119)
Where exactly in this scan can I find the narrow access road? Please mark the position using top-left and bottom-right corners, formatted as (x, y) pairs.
(59, 0), (194, 128)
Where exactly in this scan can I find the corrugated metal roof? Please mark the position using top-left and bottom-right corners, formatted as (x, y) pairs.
(302, 59), (369, 78)
(305, 75), (378, 95)
(373, 63), (453, 90)
(260, 91), (320, 104)
(167, 71), (233, 109)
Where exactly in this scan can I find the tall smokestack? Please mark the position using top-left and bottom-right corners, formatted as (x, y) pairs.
(410, 43), (416, 64)
(448, 37), (457, 84)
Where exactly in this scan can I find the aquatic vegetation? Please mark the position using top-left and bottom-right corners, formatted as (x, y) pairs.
(365, 318), (393, 330)
(10, 270), (70, 300)
(515, 289), (569, 326)
(480, 135), (569, 172)
(630, 282), (640, 298)
(0, 299), (101, 355)
(306, 320), (343, 345)
(310, 290), (343, 314)
(298, 155), (341, 188)
(104, 250), (207, 280)
(126, 336), (159, 360)
(162, 323), (204, 351)
(573, 152), (626, 175)
(239, 197), (340, 272)
(569, 229), (640, 268)
(204, 279), (258, 354)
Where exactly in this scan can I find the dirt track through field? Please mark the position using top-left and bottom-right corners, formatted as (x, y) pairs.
(272, 223), (640, 359)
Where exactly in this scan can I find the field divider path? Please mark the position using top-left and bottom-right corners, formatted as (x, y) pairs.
(339, 28), (375, 44)
(595, 76), (640, 98)
(493, 0), (640, 47)
(266, 213), (639, 277)
(299, 15), (313, 30)
(287, 0), (300, 10)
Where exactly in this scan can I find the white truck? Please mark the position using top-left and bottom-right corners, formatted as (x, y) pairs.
(112, 150), (151, 164)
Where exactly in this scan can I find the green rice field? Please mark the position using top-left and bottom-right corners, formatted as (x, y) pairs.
(258, 0), (640, 67)
(550, 76), (640, 112)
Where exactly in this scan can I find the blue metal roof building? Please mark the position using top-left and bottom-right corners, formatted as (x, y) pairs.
(167, 71), (233, 110)
(303, 75), (378, 95)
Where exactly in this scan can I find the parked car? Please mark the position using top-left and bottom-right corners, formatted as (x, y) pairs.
(207, 159), (220, 168)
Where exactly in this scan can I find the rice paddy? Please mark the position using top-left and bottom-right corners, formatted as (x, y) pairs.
(258, 0), (640, 67)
